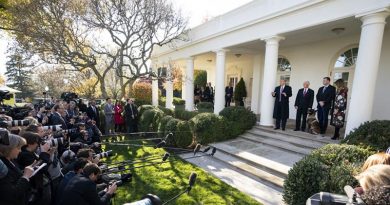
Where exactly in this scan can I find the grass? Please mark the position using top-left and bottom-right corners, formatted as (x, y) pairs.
(102, 138), (262, 205)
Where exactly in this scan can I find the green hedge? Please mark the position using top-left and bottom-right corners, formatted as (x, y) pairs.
(219, 106), (256, 136)
(197, 102), (214, 113)
(139, 108), (164, 132)
(158, 105), (174, 116)
(173, 97), (185, 105)
(138, 105), (156, 118)
(174, 109), (198, 121)
(283, 144), (374, 205)
(159, 97), (166, 107)
(342, 120), (390, 151)
(165, 118), (180, 146)
(174, 120), (193, 148)
(190, 113), (232, 144)
(158, 115), (174, 138)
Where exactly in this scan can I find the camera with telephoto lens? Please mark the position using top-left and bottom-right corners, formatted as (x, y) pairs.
(41, 137), (65, 147)
(62, 128), (78, 134)
(43, 125), (62, 131)
(0, 128), (10, 145)
(0, 120), (30, 128)
(94, 150), (113, 159)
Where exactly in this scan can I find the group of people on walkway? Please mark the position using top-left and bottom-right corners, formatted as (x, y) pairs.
(272, 77), (348, 140)
(103, 98), (138, 135)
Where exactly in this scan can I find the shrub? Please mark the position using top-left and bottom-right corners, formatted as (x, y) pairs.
(130, 82), (153, 105)
(158, 105), (174, 116)
(197, 102), (214, 113)
(174, 121), (193, 148)
(342, 120), (390, 151)
(190, 113), (232, 144)
(219, 106), (256, 136)
(165, 118), (180, 146)
(138, 105), (155, 118)
(139, 108), (164, 132)
(159, 97), (166, 106)
(283, 144), (374, 205)
(194, 70), (207, 88)
(174, 109), (198, 121)
(233, 77), (247, 106)
(158, 115), (174, 138)
(173, 97), (185, 105)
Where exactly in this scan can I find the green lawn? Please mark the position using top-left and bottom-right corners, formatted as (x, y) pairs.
(102, 140), (262, 205)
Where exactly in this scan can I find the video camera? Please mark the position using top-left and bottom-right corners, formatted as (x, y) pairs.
(0, 119), (30, 128)
(40, 136), (65, 147)
(306, 186), (366, 205)
(61, 92), (78, 103)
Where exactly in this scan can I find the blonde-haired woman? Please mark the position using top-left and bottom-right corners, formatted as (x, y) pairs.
(331, 79), (348, 140)
(356, 164), (390, 195)
(0, 131), (35, 205)
(362, 152), (390, 172)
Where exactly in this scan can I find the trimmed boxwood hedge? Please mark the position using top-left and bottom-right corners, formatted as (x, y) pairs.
(164, 118), (180, 146)
(342, 120), (390, 151)
(174, 121), (193, 148)
(138, 105), (155, 119)
(174, 109), (198, 121)
(139, 108), (164, 132)
(283, 144), (374, 205)
(219, 106), (256, 136)
(190, 113), (232, 144)
(197, 102), (214, 113)
(158, 115), (174, 138)
(158, 105), (174, 116)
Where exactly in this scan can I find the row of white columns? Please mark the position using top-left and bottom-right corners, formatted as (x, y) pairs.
(152, 10), (388, 136)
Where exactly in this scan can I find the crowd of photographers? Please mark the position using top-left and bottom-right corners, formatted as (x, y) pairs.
(0, 97), (135, 205)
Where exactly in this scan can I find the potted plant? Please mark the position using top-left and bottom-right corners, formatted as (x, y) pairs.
(173, 97), (185, 110)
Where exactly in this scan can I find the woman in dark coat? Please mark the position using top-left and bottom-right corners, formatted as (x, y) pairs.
(330, 79), (348, 140)
(0, 132), (34, 205)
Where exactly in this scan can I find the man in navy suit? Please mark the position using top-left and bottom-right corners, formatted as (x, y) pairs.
(51, 104), (68, 129)
(272, 79), (292, 131)
(294, 81), (314, 131)
(316, 77), (336, 135)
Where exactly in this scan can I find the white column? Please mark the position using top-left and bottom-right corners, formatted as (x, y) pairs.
(165, 63), (174, 109)
(152, 65), (159, 106)
(345, 11), (389, 136)
(214, 49), (227, 114)
(185, 57), (194, 111)
(259, 36), (284, 126)
(251, 54), (262, 114)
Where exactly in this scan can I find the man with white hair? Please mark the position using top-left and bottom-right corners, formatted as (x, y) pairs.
(294, 81), (314, 131)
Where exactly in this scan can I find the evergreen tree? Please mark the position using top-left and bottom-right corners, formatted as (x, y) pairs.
(233, 77), (247, 106)
(5, 48), (34, 98)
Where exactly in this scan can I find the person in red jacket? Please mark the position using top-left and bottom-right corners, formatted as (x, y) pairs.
(114, 100), (125, 133)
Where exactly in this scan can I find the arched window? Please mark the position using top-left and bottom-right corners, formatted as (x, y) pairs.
(277, 57), (291, 85)
(334, 47), (358, 68)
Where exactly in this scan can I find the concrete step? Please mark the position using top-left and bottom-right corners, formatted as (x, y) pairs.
(211, 138), (304, 177)
(239, 133), (313, 156)
(180, 152), (285, 205)
(245, 129), (324, 150)
(254, 125), (340, 145)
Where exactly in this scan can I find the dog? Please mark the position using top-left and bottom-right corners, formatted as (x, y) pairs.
(307, 109), (320, 135)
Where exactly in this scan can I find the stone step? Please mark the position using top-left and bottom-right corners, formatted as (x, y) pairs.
(245, 129), (323, 150)
(211, 139), (304, 177)
(254, 125), (339, 145)
(239, 133), (313, 155)
(180, 152), (285, 205)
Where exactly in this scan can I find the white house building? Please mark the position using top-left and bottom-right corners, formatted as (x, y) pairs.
(151, 0), (390, 137)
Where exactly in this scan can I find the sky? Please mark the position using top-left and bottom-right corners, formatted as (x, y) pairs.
(0, 0), (252, 77)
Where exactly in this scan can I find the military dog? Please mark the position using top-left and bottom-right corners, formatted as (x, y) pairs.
(307, 109), (320, 135)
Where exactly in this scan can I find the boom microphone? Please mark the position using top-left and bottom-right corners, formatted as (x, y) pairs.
(203, 146), (211, 153)
(164, 132), (173, 141)
(155, 140), (166, 148)
(162, 153), (170, 162)
(211, 147), (217, 156)
(193, 144), (201, 156)
(188, 172), (197, 192)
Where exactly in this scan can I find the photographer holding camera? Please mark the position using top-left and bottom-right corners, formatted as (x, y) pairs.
(60, 163), (117, 205)
(0, 131), (35, 205)
(17, 131), (52, 205)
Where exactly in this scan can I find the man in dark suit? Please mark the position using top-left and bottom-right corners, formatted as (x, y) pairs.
(51, 104), (68, 129)
(86, 100), (101, 130)
(294, 81), (314, 131)
(225, 83), (234, 107)
(272, 79), (292, 131)
(316, 77), (336, 135)
(124, 99), (138, 133)
(60, 163), (116, 205)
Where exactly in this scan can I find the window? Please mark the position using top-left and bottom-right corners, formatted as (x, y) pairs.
(334, 47), (358, 68)
(277, 57), (291, 85)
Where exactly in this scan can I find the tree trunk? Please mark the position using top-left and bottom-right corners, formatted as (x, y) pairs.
(99, 77), (108, 98)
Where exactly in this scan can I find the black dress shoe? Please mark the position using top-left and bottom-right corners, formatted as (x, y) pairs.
(331, 136), (339, 140)
(274, 127), (280, 130)
(293, 129), (299, 131)
(282, 128), (285, 131)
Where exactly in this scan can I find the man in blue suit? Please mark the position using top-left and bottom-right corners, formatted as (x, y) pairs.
(316, 77), (336, 135)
